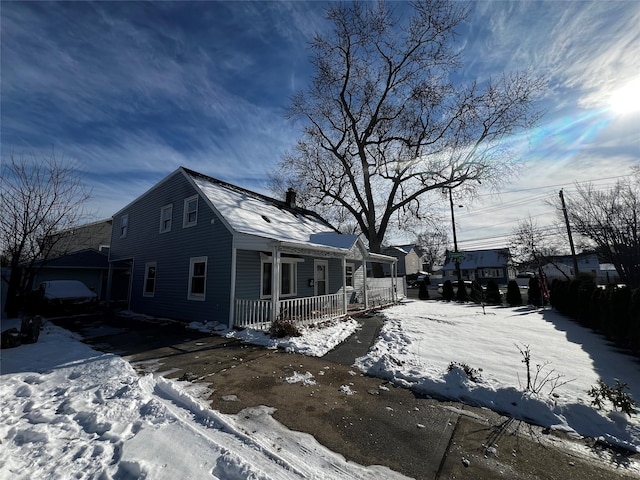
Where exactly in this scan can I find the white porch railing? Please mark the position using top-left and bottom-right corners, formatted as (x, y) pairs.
(234, 299), (272, 330)
(280, 293), (345, 327)
(234, 293), (346, 330)
(366, 286), (395, 307)
(234, 286), (398, 331)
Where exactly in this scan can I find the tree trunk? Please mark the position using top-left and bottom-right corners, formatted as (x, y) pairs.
(368, 237), (386, 278)
(4, 264), (23, 318)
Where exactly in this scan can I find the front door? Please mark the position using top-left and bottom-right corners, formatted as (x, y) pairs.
(314, 260), (328, 296)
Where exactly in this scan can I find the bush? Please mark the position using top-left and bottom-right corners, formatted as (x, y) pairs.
(447, 362), (482, 383)
(456, 279), (469, 302)
(485, 280), (502, 305)
(549, 280), (640, 356)
(588, 379), (637, 416)
(528, 276), (542, 307)
(270, 317), (302, 338)
(442, 280), (454, 301)
(506, 280), (522, 306)
(629, 289), (640, 352)
(418, 280), (429, 300)
(577, 279), (597, 326)
(469, 280), (484, 303)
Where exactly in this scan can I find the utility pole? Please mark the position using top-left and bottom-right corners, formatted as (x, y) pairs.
(559, 189), (580, 277)
(448, 188), (463, 285)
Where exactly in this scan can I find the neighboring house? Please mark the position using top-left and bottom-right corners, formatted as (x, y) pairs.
(598, 264), (622, 285)
(381, 245), (422, 277)
(542, 252), (622, 285)
(442, 248), (513, 285)
(540, 262), (573, 283)
(544, 252), (600, 279)
(13, 219), (117, 308)
(30, 249), (129, 302)
(46, 219), (113, 257)
(107, 167), (398, 328)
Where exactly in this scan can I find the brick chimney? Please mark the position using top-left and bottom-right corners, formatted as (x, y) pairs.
(285, 187), (297, 208)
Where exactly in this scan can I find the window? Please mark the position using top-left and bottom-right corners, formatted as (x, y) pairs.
(188, 256), (207, 300)
(345, 263), (354, 287)
(479, 268), (503, 278)
(120, 214), (129, 238)
(159, 204), (172, 233)
(260, 256), (298, 298)
(183, 196), (198, 228)
(144, 262), (157, 297)
(314, 260), (328, 296)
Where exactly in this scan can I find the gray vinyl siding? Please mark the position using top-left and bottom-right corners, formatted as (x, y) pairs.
(110, 171), (233, 323)
(234, 252), (347, 300)
(234, 250), (261, 299)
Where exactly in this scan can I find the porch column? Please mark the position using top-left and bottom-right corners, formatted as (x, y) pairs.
(228, 244), (237, 328)
(270, 246), (280, 323)
(363, 258), (368, 308)
(341, 256), (347, 315)
(393, 259), (398, 302)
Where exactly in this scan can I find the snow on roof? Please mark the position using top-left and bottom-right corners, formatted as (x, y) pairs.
(185, 168), (348, 249)
(383, 245), (416, 256)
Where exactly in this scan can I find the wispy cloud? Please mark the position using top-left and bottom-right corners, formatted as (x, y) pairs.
(2, 0), (637, 231)
(467, 1), (640, 111)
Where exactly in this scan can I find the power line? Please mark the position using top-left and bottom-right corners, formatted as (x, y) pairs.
(473, 175), (628, 197)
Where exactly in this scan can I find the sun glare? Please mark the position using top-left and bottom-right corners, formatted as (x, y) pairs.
(609, 78), (640, 115)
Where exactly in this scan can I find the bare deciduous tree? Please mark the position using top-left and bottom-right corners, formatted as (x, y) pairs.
(559, 173), (640, 288)
(1, 152), (91, 316)
(509, 216), (567, 278)
(416, 225), (449, 272)
(272, 0), (545, 275)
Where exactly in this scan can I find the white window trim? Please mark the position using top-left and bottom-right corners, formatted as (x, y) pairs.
(143, 262), (157, 297)
(260, 254), (300, 299)
(314, 259), (329, 296)
(345, 262), (354, 287)
(183, 195), (198, 228)
(159, 204), (173, 233)
(120, 214), (129, 238)
(188, 256), (207, 301)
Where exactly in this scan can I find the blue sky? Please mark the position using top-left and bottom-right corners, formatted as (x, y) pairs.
(2, 1), (639, 250)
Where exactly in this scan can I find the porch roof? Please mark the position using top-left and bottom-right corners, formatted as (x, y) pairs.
(271, 234), (396, 264)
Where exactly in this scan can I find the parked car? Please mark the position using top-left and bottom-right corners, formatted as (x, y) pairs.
(407, 274), (431, 289)
(437, 280), (476, 295)
(33, 280), (98, 314)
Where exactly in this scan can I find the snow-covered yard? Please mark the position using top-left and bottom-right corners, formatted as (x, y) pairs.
(0, 318), (405, 480)
(0, 299), (638, 478)
(355, 301), (640, 453)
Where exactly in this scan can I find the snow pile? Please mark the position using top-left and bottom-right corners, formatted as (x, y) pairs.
(355, 301), (640, 452)
(285, 371), (317, 386)
(0, 319), (408, 479)
(339, 385), (356, 396)
(189, 316), (360, 357)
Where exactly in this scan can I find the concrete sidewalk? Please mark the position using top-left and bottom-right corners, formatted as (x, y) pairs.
(56, 314), (638, 479)
(323, 312), (384, 365)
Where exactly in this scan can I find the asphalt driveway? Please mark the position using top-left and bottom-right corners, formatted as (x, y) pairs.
(49, 313), (636, 480)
